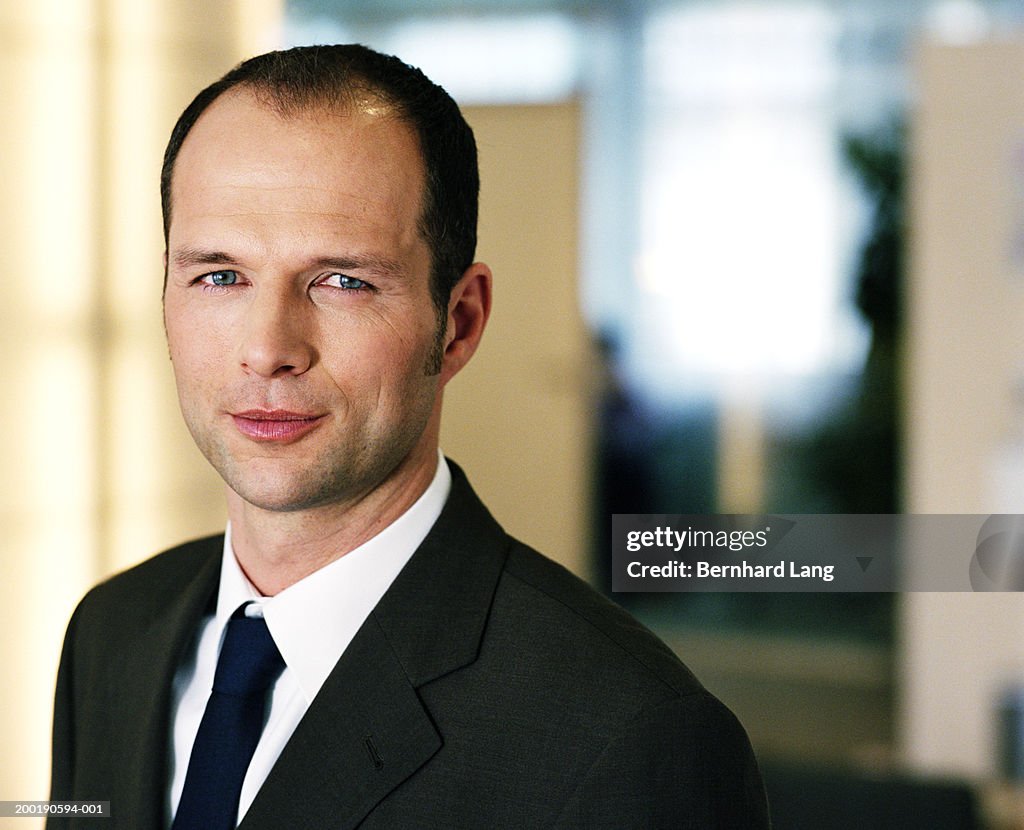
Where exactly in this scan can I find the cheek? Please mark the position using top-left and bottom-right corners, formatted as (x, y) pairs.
(320, 330), (437, 407)
(166, 298), (235, 365)
(168, 329), (211, 370)
(320, 306), (436, 371)
(167, 324), (229, 395)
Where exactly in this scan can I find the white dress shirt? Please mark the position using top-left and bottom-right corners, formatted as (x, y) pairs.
(167, 453), (451, 827)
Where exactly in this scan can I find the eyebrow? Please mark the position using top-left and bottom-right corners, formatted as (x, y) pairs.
(170, 247), (243, 269)
(169, 247), (406, 277)
(308, 255), (405, 278)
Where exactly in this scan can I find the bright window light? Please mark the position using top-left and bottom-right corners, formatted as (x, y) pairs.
(387, 15), (579, 104)
(633, 3), (864, 393)
(286, 13), (580, 105)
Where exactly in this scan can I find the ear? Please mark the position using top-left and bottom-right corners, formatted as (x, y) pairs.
(439, 262), (492, 386)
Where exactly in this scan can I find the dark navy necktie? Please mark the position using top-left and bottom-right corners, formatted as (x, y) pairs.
(172, 604), (285, 830)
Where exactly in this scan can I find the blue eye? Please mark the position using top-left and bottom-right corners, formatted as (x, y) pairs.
(204, 270), (238, 286)
(322, 273), (370, 290)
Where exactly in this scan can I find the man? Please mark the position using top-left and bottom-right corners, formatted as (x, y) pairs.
(49, 44), (769, 829)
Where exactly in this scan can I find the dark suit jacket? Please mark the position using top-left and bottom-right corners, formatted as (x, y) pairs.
(49, 464), (769, 829)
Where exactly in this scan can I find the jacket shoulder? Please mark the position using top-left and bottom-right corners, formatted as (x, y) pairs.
(499, 541), (704, 700)
(73, 535), (222, 631)
(498, 543), (768, 826)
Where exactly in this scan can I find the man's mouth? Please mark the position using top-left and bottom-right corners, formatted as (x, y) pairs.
(230, 409), (324, 442)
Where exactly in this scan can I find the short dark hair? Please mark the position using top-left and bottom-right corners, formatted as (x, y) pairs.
(160, 44), (479, 321)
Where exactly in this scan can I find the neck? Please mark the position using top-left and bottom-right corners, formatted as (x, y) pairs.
(226, 448), (439, 596)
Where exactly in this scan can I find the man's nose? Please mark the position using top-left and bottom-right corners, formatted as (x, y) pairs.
(237, 286), (315, 377)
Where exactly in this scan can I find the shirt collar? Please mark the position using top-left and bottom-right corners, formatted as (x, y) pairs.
(213, 451), (451, 703)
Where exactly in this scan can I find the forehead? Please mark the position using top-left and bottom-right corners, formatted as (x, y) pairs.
(169, 89), (426, 241)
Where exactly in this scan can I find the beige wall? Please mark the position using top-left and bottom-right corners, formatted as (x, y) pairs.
(443, 103), (594, 579)
(904, 38), (1024, 778)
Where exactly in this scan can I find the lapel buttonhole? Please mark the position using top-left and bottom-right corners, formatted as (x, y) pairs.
(364, 736), (385, 770)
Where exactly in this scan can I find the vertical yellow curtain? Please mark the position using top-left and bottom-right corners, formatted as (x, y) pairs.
(0, 0), (281, 816)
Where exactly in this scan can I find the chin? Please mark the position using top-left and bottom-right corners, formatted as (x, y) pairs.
(236, 473), (334, 510)
(222, 467), (336, 514)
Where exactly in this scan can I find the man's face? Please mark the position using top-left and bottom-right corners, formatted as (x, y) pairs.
(163, 89), (448, 514)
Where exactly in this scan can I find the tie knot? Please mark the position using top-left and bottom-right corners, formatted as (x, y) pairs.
(212, 611), (285, 698)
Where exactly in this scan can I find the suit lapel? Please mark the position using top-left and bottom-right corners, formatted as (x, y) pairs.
(113, 539), (221, 830)
(238, 616), (441, 830)
(240, 463), (511, 829)
(371, 463), (510, 687)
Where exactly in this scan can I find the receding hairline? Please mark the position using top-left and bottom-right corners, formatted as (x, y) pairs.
(179, 82), (410, 156)
(164, 83), (425, 237)
(234, 74), (404, 121)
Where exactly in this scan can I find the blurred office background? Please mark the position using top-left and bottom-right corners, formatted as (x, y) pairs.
(7, 0), (1024, 826)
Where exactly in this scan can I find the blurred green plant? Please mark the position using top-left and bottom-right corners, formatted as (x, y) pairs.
(787, 124), (904, 514)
